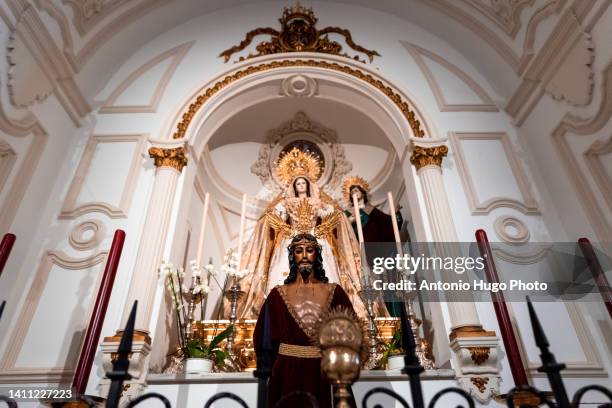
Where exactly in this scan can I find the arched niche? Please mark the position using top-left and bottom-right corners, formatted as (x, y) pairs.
(149, 53), (451, 371)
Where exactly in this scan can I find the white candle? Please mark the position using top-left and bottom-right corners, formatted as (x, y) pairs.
(237, 193), (247, 263)
(195, 192), (210, 267)
(388, 191), (403, 256)
(352, 193), (365, 244)
(387, 192), (401, 244)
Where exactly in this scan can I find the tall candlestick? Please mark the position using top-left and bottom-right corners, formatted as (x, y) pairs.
(351, 193), (365, 244)
(237, 193), (247, 263)
(0, 233), (16, 278)
(72, 230), (126, 395)
(195, 192), (210, 267)
(476, 229), (529, 387)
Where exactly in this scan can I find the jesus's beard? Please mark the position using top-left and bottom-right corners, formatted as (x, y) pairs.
(298, 264), (313, 281)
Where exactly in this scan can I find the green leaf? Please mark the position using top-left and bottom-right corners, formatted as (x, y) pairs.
(209, 325), (234, 351)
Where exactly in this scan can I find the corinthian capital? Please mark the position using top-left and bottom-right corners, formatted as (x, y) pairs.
(410, 145), (448, 170)
(148, 146), (188, 172)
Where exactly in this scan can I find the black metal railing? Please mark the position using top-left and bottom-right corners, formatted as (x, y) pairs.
(1, 297), (611, 408)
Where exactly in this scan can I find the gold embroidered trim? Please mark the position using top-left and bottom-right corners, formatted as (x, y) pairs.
(278, 343), (322, 358)
(277, 283), (337, 342)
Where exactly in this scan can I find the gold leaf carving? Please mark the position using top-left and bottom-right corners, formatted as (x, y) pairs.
(219, 3), (380, 63)
(410, 145), (449, 170)
(471, 376), (489, 393)
(173, 59), (425, 141)
(469, 346), (491, 365)
(148, 146), (188, 172)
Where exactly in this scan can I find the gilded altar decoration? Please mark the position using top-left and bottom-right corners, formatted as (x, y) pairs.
(275, 147), (321, 184)
(409, 145), (449, 170)
(469, 346), (491, 365)
(470, 377), (490, 394)
(219, 2), (380, 64)
(172, 59), (425, 140)
(342, 175), (370, 202)
(148, 146), (188, 172)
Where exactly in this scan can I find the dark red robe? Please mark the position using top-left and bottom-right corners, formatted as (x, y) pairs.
(253, 283), (354, 408)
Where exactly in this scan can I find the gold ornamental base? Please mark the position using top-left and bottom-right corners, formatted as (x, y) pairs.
(192, 317), (427, 370)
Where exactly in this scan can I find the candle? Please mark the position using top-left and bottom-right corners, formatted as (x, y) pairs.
(72, 230), (126, 395)
(351, 193), (365, 244)
(387, 192), (401, 244)
(387, 192), (403, 256)
(195, 192), (210, 267)
(237, 193), (247, 263)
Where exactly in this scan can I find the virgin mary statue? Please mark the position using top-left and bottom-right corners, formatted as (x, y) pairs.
(225, 148), (372, 320)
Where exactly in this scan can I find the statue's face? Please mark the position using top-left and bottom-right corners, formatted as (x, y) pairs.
(293, 243), (317, 267)
(294, 177), (308, 194)
(350, 186), (363, 200)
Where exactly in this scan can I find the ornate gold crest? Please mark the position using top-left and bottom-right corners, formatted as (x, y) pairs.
(219, 2), (380, 63)
(275, 147), (322, 185)
(342, 175), (370, 202)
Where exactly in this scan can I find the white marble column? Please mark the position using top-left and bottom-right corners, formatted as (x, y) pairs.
(121, 139), (188, 332)
(98, 139), (187, 402)
(410, 140), (500, 402)
(410, 142), (481, 329)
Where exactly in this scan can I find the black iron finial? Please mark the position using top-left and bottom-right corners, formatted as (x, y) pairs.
(399, 302), (425, 408)
(105, 301), (137, 408)
(526, 297), (571, 408)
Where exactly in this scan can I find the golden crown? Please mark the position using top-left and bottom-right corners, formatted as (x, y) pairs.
(275, 147), (322, 185)
(342, 175), (370, 202)
(280, 2), (317, 25)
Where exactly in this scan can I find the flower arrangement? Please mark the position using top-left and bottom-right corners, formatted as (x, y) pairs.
(221, 248), (249, 280)
(159, 259), (231, 366)
(380, 327), (403, 369)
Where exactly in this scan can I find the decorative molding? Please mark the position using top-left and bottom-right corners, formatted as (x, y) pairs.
(543, 30), (594, 106)
(0, 141), (17, 196)
(551, 61), (612, 243)
(402, 42), (498, 112)
(583, 137), (612, 211)
(99, 42), (193, 114)
(0, 96), (47, 236)
(423, 0), (576, 79)
(63, 0), (130, 35)
(0, 250), (108, 383)
(279, 74), (318, 97)
(505, 0), (601, 125)
(448, 132), (539, 215)
(172, 58), (425, 140)
(506, 301), (607, 378)
(6, 3), (91, 125)
(492, 244), (552, 265)
(493, 215), (530, 244)
(7, 29), (54, 107)
(410, 145), (448, 171)
(69, 219), (106, 250)
(60, 134), (146, 219)
(251, 111), (352, 194)
(148, 146), (188, 172)
(420, 0), (522, 72)
(464, 0), (535, 38)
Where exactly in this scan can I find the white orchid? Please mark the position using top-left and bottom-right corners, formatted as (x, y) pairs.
(189, 259), (202, 277)
(204, 263), (216, 276)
